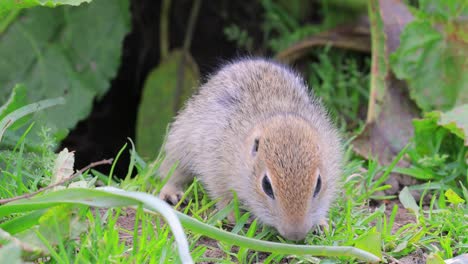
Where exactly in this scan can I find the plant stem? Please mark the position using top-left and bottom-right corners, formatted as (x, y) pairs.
(174, 0), (202, 112)
(160, 0), (171, 59)
(175, 211), (380, 263)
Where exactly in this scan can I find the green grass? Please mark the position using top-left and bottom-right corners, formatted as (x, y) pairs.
(41, 150), (464, 262)
(1, 48), (467, 263)
(1, 2), (467, 261)
(307, 47), (370, 133)
(1, 0), (467, 263)
(0, 126), (57, 198)
(2, 127), (465, 263)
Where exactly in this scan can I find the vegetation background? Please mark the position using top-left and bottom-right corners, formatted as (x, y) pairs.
(0, 0), (466, 263)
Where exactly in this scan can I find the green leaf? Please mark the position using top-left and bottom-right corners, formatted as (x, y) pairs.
(136, 50), (200, 160)
(445, 188), (465, 205)
(0, 242), (22, 264)
(398, 186), (419, 217)
(0, 0), (130, 144)
(0, 0), (92, 20)
(412, 111), (444, 155)
(438, 104), (468, 145)
(354, 227), (382, 259)
(391, 20), (468, 111)
(392, 166), (435, 180)
(0, 210), (46, 235)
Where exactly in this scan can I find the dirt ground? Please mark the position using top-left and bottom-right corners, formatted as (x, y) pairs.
(382, 201), (426, 264)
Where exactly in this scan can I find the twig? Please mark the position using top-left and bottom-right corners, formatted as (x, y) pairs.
(173, 0), (202, 112)
(0, 159), (113, 204)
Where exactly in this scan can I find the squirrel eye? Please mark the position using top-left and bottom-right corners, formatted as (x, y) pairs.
(313, 175), (322, 198)
(262, 175), (275, 199)
(252, 138), (260, 156)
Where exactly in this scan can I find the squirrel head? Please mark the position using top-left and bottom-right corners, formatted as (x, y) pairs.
(243, 115), (335, 241)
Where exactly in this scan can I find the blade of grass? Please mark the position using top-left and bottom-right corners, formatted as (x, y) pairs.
(0, 97), (65, 143)
(108, 143), (127, 185)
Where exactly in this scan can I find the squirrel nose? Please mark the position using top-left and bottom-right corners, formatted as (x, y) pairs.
(282, 231), (306, 241)
(278, 224), (309, 241)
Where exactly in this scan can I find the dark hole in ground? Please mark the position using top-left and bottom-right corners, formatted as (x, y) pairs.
(60, 0), (264, 177)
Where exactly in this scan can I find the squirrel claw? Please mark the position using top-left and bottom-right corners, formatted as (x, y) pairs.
(311, 218), (330, 235)
(319, 218), (329, 230)
(159, 185), (184, 206)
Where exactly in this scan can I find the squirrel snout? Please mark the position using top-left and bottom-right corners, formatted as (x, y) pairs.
(282, 231), (307, 241)
(278, 223), (310, 241)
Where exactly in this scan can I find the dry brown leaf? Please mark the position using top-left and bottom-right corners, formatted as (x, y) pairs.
(353, 0), (419, 165)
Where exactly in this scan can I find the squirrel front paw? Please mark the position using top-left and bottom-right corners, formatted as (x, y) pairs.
(159, 184), (184, 206)
(312, 217), (330, 235)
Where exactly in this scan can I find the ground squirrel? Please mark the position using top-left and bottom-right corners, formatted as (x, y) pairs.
(158, 58), (342, 241)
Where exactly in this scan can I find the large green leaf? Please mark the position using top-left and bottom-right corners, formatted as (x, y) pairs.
(0, 0), (130, 144)
(136, 50), (200, 160)
(0, 0), (91, 22)
(391, 3), (468, 111)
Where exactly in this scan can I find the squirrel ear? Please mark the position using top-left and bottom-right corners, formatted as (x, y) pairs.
(252, 138), (260, 156)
